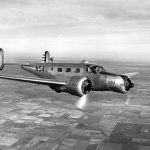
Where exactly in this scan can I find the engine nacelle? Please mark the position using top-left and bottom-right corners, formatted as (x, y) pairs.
(107, 74), (134, 94)
(65, 76), (92, 97)
(121, 75), (134, 92)
(0, 48), (4, 70)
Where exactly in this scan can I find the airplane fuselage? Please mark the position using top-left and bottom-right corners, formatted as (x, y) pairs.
(0, 49), (135, 97)
(21, 61), (134, 95)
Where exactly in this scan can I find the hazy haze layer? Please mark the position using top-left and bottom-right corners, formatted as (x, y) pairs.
(0, 0), (150, 61)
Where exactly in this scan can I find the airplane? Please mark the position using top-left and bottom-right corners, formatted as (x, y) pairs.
(0, 48), (137, 97)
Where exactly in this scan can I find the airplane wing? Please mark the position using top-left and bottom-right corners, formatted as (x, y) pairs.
(0, 75), (66, 86)
(121, 72), (139, 78)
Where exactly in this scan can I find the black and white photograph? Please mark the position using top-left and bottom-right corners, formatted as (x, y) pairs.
(0, 0), (149, 150)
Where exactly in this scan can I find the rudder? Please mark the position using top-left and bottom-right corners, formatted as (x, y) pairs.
(0, 48), (4, 70)
(42, 51), (50, 63)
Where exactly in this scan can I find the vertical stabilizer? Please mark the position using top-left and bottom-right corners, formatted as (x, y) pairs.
(42, 51), (50, 63)
(42, 51), (55, 63)
(0, 48), (4, 70)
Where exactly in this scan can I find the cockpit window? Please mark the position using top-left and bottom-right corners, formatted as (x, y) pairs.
(87, 65), (107, 74)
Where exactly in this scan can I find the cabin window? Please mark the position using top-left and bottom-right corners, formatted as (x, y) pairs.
(57, 68), (62, 72)
(66, 68), (71, 72)
(75, 68), (80, 73)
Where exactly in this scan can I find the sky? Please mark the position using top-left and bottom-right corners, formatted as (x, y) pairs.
(0, 0), (150, 61)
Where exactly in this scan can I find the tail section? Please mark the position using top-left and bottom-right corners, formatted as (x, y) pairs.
(42, 51), (50, 63)
(42, 51), (55, 63)
(0, 50), (55, 70)
(0, 48), (4, 70)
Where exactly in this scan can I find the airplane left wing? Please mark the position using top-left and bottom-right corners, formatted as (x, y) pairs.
(0, 75), (66, 86)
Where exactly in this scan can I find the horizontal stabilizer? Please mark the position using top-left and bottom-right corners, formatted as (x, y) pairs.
(4, 63), (30, 66)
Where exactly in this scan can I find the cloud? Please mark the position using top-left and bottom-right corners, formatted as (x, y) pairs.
(1, 0), (150, 29)
(0, 0), (150, 61)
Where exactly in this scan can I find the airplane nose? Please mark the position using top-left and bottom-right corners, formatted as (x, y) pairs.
(123, 77), (134, 91)
(130, 82), (134, 88)
(107, 75), (134, 93)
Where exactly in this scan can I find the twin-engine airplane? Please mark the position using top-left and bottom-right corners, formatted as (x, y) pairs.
(0, 48), (137, 97)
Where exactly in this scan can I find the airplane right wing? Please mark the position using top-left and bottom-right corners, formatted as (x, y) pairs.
(121, 72), (139, 78)
(0, 75), (66, 86)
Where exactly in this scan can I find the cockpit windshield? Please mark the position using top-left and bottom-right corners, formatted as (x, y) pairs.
(87, 65), (107, 74)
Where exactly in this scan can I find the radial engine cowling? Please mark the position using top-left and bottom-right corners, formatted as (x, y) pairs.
(121, 75), (134, 92)
(66, 76), (92, 97)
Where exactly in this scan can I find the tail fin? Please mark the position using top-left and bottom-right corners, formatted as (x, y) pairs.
(0, 48), (4, 70)
(42, 51), (55, 63)
(42, 51), (50, 63)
